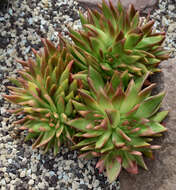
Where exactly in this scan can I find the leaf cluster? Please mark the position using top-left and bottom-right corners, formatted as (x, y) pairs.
(4, 0), (169, 183)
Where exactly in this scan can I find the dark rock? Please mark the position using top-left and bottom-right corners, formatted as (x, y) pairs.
(16, 184), (28, 190)
(36, 164), (42, 176)
(7, 163), (20, 175)
(79, 184), (88, 190)
(119, 58), (176, 190)
(74, 170), (84, 178)
(49, 175), (58, 187)
(0, 171), (4, 178)
(0, 35), (10, 49)
(76, 0), (158, 12)
(43, 159), (55, 170)
(44, 176), (49, 182)
(0, 0), (11, 12)
(59, 182), (66, 188)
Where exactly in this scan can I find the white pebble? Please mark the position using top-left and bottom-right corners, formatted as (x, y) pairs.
(31, 173), (37, 180)
(9, 185), (15, 190)
(28, 179), (34, 186)
(38, 182), (45, 189)
(1, 179), (6, 186)
(168, 5), (175, 11)
(20, 171), (26, 178)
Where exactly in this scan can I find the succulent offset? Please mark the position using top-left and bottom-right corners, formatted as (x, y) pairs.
(67, 66), (168, 182)
(68, 0), (169, 78)
(4, 39), (81, 155)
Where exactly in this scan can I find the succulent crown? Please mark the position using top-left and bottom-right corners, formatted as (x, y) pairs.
(67, 66), (168, 182)
(4, 39), (81, 155)
(68, 0), (169, 78)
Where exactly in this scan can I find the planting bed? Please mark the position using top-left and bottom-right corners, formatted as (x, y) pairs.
(0, 0), (175, 189)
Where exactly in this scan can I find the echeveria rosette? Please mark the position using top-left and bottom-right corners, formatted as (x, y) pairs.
(68, 0), (169, 78)
(4, 39), (81, 155)
(67, 67), (168, 182)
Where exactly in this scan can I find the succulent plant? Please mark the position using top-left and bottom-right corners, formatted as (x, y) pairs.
(67, 66), (168, 182)
(68, 0), (169, 78)
(4, 39), (81, 155)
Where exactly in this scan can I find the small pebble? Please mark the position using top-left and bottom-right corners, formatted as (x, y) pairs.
(38, 182), (45, 189)
(20, 171), (26, 178)
(28, 179), (34, 186)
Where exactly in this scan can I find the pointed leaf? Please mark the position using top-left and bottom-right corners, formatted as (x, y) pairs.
(35, 130), (55, 148)
(59, 61), (73, 83)
(101, 139), (114, 153)
(31, 123), (50, 133)
(105, 109), (120, 127)
(88, 66), (104, 91)
(136, 36), (164, 49)
(125, 33), (142, 49)
(79, 90), (99, 110)
(120, 80), (138, 113)
(134, 155), (148, 170)
(134, 92), (165, 118)
(82, 130), (103, 138)
(148, 121), (167, 134)
(112, 132), (125, 148)
(130, 137), (150, 148)
(72, 100), (87, 111)
(56, 125), (64, 138)
(57, 96), (65, 113)
(112, 85), (125, 109)
(150, 111), (168, 122)
(72, 138), (97, 149)
(67, 118), (91, 132)
(110, 71), (121, 89)
(106, 156), (121, 182)
(54, 138), (60, 156)
(65, 100), (73, 116)
(96, 131), (111, 149)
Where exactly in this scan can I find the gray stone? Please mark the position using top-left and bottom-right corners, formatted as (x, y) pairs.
(76, 0), (158, 12)
(168, 23), (176, 33)
(49, 171), (55, 176)
(93, 179), (100, 188)
(119, 58), (176, 190)
(72, 181), (79, 189)
(78, 160), (84, 168)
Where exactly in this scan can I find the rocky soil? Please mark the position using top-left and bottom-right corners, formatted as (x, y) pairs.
(0, 0), (175, 189)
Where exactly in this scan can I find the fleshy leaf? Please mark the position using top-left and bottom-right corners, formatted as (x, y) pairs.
(88, 66), (104, 92)
(95, 130), (111, 149)
(106, 155), (121, 182)
(150, 111), (168, 122)
(134, 92), (165, 118)
(67, 118), (91, 132)
(35, 129), (55, 148)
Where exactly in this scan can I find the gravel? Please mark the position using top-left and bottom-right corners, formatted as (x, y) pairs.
(0, 0), (175, 189)
(150, 0), (176, 58)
